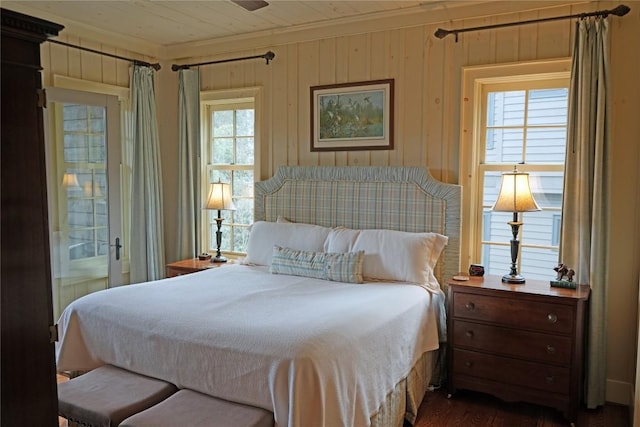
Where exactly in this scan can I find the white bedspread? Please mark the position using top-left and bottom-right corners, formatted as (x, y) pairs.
(56, 264), (441, 427)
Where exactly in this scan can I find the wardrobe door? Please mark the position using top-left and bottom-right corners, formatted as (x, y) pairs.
(1, 9), (64, 426)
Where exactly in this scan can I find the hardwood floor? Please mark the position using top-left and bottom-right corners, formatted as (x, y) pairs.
(415, 388), (629, 427)
(58, 375), (629, 427)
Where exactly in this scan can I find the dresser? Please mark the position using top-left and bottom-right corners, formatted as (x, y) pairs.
(166, 258), (228, 277)
(447, 275), (590, 423)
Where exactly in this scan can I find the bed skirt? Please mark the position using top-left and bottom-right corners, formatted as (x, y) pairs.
(370, 348), (440, 427)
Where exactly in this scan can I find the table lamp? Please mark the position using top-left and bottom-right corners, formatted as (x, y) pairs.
(492, 166), (541, 284)
(205, 181), (236, 263)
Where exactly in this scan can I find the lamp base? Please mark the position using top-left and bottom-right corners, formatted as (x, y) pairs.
(502, 273), (525, 284)
(211, 255), (228, 263)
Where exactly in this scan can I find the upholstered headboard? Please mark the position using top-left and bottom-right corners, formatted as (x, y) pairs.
(254, 166), (461, 288)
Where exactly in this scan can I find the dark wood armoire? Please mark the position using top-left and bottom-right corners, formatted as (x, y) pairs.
(1, 8), (64, 426)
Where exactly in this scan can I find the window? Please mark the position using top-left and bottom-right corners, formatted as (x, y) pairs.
(462, 62), (571, 281)
(202, 97), (256, 256)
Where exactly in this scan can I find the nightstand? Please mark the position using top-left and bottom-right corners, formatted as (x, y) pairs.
(447, 274), (590, 424)
(165, 258), (227, 277)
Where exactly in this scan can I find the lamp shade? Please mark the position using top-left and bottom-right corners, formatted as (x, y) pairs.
(205, 181), (236, 211)
(62, 172), (79, 188)
(492, 167), (541, 213)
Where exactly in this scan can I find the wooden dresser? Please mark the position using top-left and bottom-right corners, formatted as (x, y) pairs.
(447, 275), (590, 424)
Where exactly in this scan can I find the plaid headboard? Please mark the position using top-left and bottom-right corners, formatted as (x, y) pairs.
(255, 166), (461, 288)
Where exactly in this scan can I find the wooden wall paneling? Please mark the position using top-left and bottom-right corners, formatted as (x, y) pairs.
(100, 45), (118, 86)
(442, 28), (464, 184)
(285, 43), (299, 170)
(79, 39), (103, 82)
(66, 35), (82, 79)
(41, 43), (52, 87)
(535, 5), (572, 58)
(388, 28), (404, 167)
(400, 26), (425, 167)
(48, 39), (69, 85)
(296, 39), (320, 166)
(268, 47), (288, 176)
(317, 38), (337, 166)
(517, 10), (540, 61)
(229, 60), (244, 89)
(493, 14), (520, 64)
(369, 30), (391, 166)
(464, 17), (494, 66)
(334, 36), (349, 166)
(424, 26), (445, 181)
(346, 33), (370, 167)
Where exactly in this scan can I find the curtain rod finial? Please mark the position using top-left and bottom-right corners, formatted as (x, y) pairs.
(264, 51), (275, 64)
(611, 4), (631, 16)
(434, 28), (448, 39)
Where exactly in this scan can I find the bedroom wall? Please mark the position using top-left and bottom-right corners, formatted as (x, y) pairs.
(36, 0), (640, 406)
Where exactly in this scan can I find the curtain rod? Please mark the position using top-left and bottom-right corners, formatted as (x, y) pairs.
(47, 39), (161, 70)
(434, 4), (630, 41)
(171, 50), (275, 71)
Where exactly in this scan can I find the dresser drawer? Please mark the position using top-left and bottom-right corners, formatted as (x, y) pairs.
(452, 348), (571, 394)
(452, 320), (573, 364)
(453, 292), (575, 334)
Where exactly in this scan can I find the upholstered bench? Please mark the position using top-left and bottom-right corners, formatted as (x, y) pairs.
(58, 365), (178, 427)
(118, 389), (274, 427)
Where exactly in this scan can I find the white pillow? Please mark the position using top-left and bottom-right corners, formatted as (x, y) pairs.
(324, 228), (448, 285)
(243, 221), (332, 266)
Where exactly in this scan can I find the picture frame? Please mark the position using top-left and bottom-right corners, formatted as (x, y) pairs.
(310, 79), (394, 151)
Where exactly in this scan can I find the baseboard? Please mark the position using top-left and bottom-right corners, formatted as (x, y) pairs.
(607, 378), (633, 406)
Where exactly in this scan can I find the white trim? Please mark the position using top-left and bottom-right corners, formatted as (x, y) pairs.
(53, 75), (129, 101)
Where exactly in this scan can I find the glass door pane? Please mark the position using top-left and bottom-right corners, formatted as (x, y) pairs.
(44, 88), (122, 319)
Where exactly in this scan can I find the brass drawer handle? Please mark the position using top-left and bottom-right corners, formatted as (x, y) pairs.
(547, 313), (558, 323)
(464, 361), (473, 368)
(546, 345), (556, 354)
(465, 330), (474, 338)
(545, 375), (555, 384)
(465, 302), (475, 311)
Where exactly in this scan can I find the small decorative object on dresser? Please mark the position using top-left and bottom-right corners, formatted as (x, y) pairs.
(468, 264), (485, 277)
(551, 263), (577, 289)
(447, 274), (590, 425)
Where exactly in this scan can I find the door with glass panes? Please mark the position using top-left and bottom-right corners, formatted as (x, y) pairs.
(44, 87), (122, 320)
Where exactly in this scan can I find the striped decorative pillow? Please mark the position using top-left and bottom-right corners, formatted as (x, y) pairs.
(270, 245), (364, 284)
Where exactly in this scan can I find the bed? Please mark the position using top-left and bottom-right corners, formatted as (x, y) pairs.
(56, 166), (461, 427)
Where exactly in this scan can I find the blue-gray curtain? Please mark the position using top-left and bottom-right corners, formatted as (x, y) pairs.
(177, 69), (201, 260)
(559, 18), (610, 408)
(130, 65), (166, 283)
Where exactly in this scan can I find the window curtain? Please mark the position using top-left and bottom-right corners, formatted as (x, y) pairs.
(129, 65), (166, 283)
(559, 18), (610, 408)
(177, 69), (201, 260)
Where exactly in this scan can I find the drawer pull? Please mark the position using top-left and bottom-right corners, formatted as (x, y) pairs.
(547, 313), (558, 323)
(465, 330), (474, 338)
(465, 302), (475, 311)
(546, 345), (556, 354)
(545, 375), (555, 384)
(464, 361), (473, 368)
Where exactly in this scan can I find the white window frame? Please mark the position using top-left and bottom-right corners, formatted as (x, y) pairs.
(200, 87), (262, 257)
(459, 59), (572, 273)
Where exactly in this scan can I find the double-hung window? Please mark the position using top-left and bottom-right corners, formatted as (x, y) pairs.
(202, 98), (255, 257)
(467, 67), (570, 280)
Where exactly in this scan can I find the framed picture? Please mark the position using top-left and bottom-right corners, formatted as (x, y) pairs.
(310, 79), (394, 151)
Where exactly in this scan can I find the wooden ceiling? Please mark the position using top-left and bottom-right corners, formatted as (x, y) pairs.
(2, 0), (446, 47)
